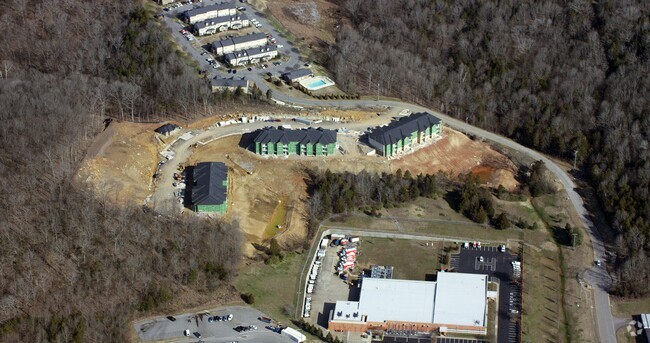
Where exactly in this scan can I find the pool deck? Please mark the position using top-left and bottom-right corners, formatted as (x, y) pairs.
(300, 75), (335, 91)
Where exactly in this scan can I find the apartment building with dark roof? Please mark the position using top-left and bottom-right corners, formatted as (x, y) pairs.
(253, 127), (337, 156)
(367, 112), (442, 157)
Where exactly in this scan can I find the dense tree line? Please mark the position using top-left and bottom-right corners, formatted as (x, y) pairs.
(329, 0), (650, 297)
(306, 169), (441, 237)
(458, 175), (494, 224)
(0, 0), (247, 341)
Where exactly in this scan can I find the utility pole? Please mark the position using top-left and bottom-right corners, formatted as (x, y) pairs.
(376, 82), (380, 101)
(572, 232), (577, 249)
(573, 150), (578, 169)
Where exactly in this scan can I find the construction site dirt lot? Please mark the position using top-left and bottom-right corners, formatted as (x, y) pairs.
(78, 112), (520, 256)
(253, 0), (340, 50)
(187, 127), (518, 250)
(77, 121), (164, 205)
(391, 128), (518, 190)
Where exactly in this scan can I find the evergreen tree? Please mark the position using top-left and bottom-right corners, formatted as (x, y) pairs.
(496, 213), (511, 230)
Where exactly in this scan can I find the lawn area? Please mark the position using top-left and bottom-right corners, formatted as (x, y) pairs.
(521, 244), (565, 343)
(263, 197), (288, 239)
(612, 296), (650, 318)
(234, 252), (306, 324)
(325, 195), (550, 246)
(355, 237), (441, 280)
(616, 327), (637, 343)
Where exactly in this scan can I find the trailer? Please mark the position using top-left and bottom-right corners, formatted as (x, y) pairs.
(320, 238), (330, 249)
(294, 118), (312, 125)
(282, 327), (306, 343)
(330, 234), (345, 240)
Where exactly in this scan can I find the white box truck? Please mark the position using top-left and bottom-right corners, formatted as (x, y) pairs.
(282, 327), (306, 343)
(320, 238), (330, 248)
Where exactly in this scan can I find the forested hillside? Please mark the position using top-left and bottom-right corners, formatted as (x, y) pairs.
(328, 0), (649, 296)
(0, 1), (245, 341)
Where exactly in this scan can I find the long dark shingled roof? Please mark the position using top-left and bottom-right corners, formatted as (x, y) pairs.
(191, 162), (227, 206)
(253, 127), (337, 145)
(368, 112), (441, 145)
(155, 123), (179, 135)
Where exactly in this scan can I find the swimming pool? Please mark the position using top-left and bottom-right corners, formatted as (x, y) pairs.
(307, 80), (327, 89)
(299, 76), (336, 91)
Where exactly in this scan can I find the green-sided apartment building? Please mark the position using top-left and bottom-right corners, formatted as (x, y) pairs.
(253, 127), (337, 156)
(191, 162), (228, 214)
(368, 112), (442, 157)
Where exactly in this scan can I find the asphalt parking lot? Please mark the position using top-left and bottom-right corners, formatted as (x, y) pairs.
(450, 245), (520, 343)
(160, 1), (304, 82)
(305, 243), (358, 328)
(134, 305), (293, 343)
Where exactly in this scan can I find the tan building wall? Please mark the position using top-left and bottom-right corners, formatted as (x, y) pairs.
(214, 38), (268, 55)
(187, 8), (237, 24)
(329, 320), (486, 335)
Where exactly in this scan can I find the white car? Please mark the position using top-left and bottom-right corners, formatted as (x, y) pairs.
(184, 330), (191, 337)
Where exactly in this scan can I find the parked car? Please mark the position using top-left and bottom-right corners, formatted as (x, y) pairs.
(166, 316), (176, 321)
(184, 330), (191, 337)
(194, 332), (201, 338)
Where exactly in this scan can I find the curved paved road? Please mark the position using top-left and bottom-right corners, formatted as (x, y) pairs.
(154, 81), (616, 342)
(158, 4), (616, 340)
(250, 78), (617, 342)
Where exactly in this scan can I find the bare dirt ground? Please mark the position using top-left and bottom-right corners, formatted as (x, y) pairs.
(187, 136), (312, 253)
(78, 111), (519, 256)
(77, 121), (162, 205)
(256, 0), (341, 51)
(392, 127), (519, 190)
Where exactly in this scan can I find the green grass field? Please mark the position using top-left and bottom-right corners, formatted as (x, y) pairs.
(355, 237), (442, 280)
(521, 245), (565, 342)
(263, 198), (288, 239)
(234, 252), (305, 324)
(612, 296), (650, 317)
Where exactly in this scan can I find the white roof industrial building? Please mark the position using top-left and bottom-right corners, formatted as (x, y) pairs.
(433, 272), (488, 327)
(329, 272), (488, 335)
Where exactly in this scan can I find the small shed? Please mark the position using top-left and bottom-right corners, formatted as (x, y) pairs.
(155, 123), (180, 136)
